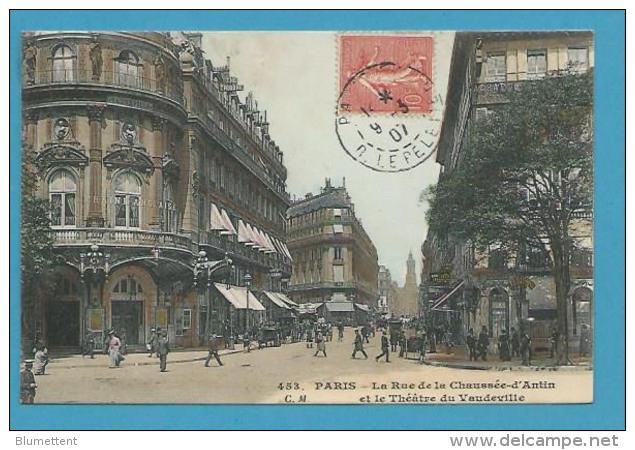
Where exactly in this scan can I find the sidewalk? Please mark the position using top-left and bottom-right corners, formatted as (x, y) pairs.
(422, 347), (592, 372)
(46, 344), (275, 369)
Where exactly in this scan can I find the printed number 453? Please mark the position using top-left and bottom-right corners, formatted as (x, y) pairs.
(278, 382), (300, 390)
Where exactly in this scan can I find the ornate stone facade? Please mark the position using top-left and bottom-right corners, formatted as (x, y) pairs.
(22, 32), (291, 350)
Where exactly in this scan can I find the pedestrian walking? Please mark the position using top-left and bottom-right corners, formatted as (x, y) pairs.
(103, 329), (112, 354)
(375, 331), (390, 363)
(314, 331), (327, 357)
(157, 330), (169, 372)
(147, 328), (158, 357)
(306, 325), (314, 349)
(579, 324), (592, 357)
(33, 345), (48, 375)
(498, 329), (511, 361)
(82, 332), (95, 359)
(510, 327), (520, 359)
(351, 329), (368, 359)
(418, 330), (427, 363)
(107, 330), (124, 368)
(398, 330), (407, 358)
(466, 328), (477, 361)
(337, 321), (344, 342)
(477, 326), (489, 361)
(119, 330), (128, 355)
(205, 333), (224, 367)
(20, 360), (37, 404)
(520, 331), (532, 366)
(550, 326), (560, 359)
(362, 325), (370, 344)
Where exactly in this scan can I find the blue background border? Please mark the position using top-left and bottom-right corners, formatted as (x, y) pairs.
(9, 10), (625, 430)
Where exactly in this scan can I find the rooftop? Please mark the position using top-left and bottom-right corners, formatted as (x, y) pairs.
(287, 178), (353, 217)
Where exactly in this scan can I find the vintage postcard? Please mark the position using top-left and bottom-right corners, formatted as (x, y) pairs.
(16, 28), (599, 409)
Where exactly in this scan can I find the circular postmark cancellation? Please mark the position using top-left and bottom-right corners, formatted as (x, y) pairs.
(336, 34), (443, 173)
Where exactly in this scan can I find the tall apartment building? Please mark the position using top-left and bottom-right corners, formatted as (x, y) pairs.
(421, 32), (594, 350)
(22, 31), (292, 350)
(287, 179), (379, 307)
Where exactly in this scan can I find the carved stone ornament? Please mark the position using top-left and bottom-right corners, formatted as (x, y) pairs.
(103, 143), (154, 175)
(36, 142), (88, 169)
(162, 152), (180, 180)
(54, 118), (71, 140)
(89, 41), (103, 81)
(121, 122), (136, 145)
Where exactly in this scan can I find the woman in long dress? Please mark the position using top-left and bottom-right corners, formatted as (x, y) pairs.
(108, 331), (123, 368)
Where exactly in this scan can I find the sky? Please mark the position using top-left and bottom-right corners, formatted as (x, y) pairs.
(201, 32), (454, 284)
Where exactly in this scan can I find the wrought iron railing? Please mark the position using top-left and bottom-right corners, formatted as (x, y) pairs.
(50, 227), (193, 251)
(25, 69), (184, 105)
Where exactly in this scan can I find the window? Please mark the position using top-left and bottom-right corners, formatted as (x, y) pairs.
(334, 246), (343, 260)
(333, 208), (342, 217)
(49, 169), (77, 227)
(475, 107), (494, 122)
(52, 45), (75, 82)
(114, 172), (141, 228)
(163, 182), (177, 233)
(527, 49), (547, 79)
(333, 224), (344, 234)
(485, 51), (506, 82)
(567, 47), (588, 72)
(182, 309), (192, 330)
(333, 265), (344, 283)
(115, 50), (141, 87)
(112, 276), (143, 295)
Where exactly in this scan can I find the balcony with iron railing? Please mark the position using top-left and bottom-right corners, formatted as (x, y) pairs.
(50, 227), (194, 252)
(24, 69), (184, 105)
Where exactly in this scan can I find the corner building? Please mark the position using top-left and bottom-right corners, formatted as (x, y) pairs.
(287, 180), (379, 308)
(22, 32), (292, 350)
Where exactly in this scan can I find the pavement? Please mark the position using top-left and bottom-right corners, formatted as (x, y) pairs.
(422, 346), (592, 371)
(32, 329), (593, 404)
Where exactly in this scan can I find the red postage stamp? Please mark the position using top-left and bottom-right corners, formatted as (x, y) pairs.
(339, 35), (434, 114)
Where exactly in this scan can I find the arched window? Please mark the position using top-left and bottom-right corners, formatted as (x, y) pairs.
(49, 169), (77, 227)
(114, 172), (141, 228)
(52, 45), (75, 82)
(115, 50), (141, 87)
(489, 288), (509, 338)
(112, 275), (144, 296)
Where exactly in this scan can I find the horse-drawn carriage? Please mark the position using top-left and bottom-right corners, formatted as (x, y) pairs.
(258, 325), (281, 348)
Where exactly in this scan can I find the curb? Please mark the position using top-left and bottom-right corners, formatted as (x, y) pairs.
(421, 359), (593, 372)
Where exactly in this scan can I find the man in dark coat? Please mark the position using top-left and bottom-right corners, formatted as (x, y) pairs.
(20, 360), (37, 404)
(510, 327), (520, 359)
(498, 329), (511, 361)
(550, 326), (560, 359)
(82, 332), (95, 359)
(466, 328), (477, 361)
(477, 326), (490, 361)
(148, 328), (158, 357)
(375, 331), (390, 362)
(351, 329), (368, 359)
(520, 331), (532, 366)
(157, 330), (169, 372)
(398, 330), (407, 358)
(205, 334), (224, 367)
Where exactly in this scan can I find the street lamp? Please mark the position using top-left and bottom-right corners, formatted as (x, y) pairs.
(243, 272), (252, 351)
(79, 244), (110, 351)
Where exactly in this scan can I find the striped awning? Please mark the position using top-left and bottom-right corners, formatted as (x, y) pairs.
(213, 283), (265, 311)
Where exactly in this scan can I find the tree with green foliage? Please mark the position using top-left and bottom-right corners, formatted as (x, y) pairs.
(426, 70), (593, 363)
(21, 141), (54, 350)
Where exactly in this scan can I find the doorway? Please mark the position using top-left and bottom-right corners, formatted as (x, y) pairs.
(47, 301), (80, 347)
(111, 301), (143, 345)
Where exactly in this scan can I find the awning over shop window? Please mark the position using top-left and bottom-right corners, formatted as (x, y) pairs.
(263, 291), (292, 309)
(431, 280), (465, 311)
(213, 283), (265, 311)
(324, 301), (355, 312)
(354, 303), (370, 312)
(220, 208), (237, 236)
(237, 219), (255, 246)
(210, 203), (226, 231)
(277, 293), (298, 308)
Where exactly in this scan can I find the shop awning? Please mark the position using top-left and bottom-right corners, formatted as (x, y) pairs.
(324, 301), (355, 312)
(210, 203), (226, 231)
(431, 280), (465, 311)
(354, 303), (370, 312)
(220, 208), (237, 236)
(213, 283), (265, 311)
(246, 223), (263, 250)
(263, 291), (292, 309)
(237, 219), (255, 246)
(277, 293), (299, 308)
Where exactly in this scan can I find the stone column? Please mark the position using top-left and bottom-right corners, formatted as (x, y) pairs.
(86, 104), (106, 227)
(149, 116), (166, 230)
(23, 110), (38, 150)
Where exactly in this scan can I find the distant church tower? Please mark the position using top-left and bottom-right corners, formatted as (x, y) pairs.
(404, 250), (417, 288)
(392, 250), (419, 317)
